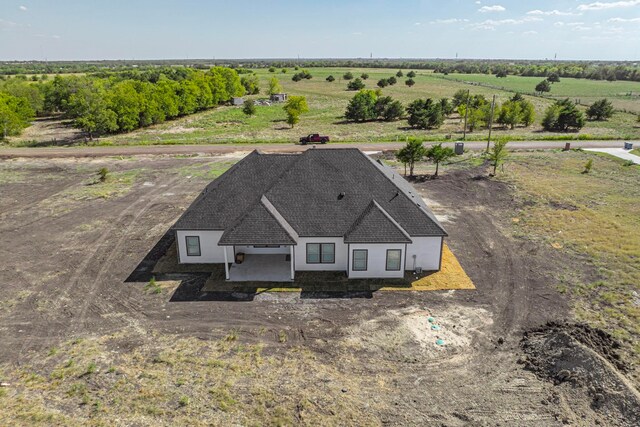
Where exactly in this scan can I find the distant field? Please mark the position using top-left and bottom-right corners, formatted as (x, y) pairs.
(441, 73), (640, 113)
(8, 67), (640, 147)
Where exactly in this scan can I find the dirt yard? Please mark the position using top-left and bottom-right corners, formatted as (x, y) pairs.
(0, 151), (638, 426)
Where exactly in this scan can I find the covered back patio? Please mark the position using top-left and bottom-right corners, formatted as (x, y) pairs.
(226, 252), (293, 282)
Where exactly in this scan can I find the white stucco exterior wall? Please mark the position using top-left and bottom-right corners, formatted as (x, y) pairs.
(347, 243), (406, 278)
(405, 237), (443, 271)
(294, 237), (348, 271)
(176, 230), (231, 264)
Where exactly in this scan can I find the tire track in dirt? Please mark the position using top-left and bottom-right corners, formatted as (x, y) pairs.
(15, 176), (182, 358)
(71, 177), (188, 332)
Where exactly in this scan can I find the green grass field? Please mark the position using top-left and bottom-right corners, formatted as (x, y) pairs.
(12, 67), (640, 147)
(440, 73), (640, 114)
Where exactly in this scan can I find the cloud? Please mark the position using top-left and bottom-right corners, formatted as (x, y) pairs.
(523, 30), (538, 35)
(608, 16), (640, 21)
(470, 16), (542, 30)
(479, 5), (506, 13)
(526, 9), (578, 16)
(19, 5), (27, 11)
(577, 1), (640, 11)
(414, 22), (421, 26)
(430, 18), (470, 24)
(0, 18), (19, 29)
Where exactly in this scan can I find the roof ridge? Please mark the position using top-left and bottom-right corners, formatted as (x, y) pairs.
(260, 195), (299, 241)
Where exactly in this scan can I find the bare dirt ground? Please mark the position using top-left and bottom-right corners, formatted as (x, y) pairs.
(0, 153), (638, 426)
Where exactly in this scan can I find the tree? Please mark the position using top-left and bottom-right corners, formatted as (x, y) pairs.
(344, 90), (378, 121)
(0, 92), (35, 139)
(405, 78), (415, 87)
(407, 98), (444, 129)
(495, 70), (507, 78)
(535, 79), (551, 94)
(361, 73), (369, 80)
(542, 98), (585, 132)
(452, 89), (469, 108)
(326, 75), (335, 82)
(586, 99), (614, 121)
(377, 79), (389, 88)
(486, 138), (509, 175)
(68, 82), (118, 139)
(343, 72), (354, 80)
(396, 70), (403, 77)
(425, 143), (455, 177)
(547, 73), (560, 83)
(439, 98), (453, 116)
(387, 76), (397, 85)
(268, 77), (283, 95)
(283, 96), (308, 128)
(240, 75), (260, 95)
(242, 99), (256, 116)
(268, 67), (276, 73)
(347, 78), (365, 91)
(375, 96), (403, 121)
(457, 95), (491, 132)
(396, 138), (426, 177)
(407, 71), (416, 78)
(281, 68), (287, 73)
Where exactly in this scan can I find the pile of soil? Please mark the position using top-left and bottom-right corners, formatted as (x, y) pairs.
(521, 322), (640, 426)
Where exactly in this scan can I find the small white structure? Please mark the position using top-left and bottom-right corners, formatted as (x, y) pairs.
(270, 93), (288, 103)
(231, 97), (244, 106)
(173, 149), (447, 282)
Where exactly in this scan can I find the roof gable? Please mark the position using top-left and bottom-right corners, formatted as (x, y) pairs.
(219, 196), (297, 245)
(344, 200), (412, 243)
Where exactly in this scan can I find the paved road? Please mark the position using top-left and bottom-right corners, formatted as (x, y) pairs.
(584, 147), (640, 164)
(0, 140), (633, 159)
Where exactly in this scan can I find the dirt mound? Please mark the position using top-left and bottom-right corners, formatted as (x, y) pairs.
(521, 322), (640, 426)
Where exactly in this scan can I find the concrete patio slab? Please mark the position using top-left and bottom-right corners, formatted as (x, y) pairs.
(228, 254), (292, 282)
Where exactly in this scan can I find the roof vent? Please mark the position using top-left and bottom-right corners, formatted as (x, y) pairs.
(338, 192), (345, 200)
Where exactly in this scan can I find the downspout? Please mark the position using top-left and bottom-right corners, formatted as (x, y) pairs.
(224, 246), (230, 280)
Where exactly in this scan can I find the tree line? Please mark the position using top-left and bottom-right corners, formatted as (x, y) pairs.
(344, 88), (619, 133)
(0, 66), (245, 139)
(3, 59), (639, 82)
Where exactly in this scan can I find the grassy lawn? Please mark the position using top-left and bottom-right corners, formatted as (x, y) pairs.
(500, 150), (640, 363)
(91, 67), (640, 146)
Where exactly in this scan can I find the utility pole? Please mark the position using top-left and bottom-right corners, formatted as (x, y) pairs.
(462, 89), (470, 140)
(486, 94), (496, 152)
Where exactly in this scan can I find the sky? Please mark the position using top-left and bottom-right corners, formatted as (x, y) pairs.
(0, 0), (639, 61)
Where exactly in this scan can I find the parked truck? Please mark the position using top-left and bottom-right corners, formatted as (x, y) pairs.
(299, 134), (329, 145)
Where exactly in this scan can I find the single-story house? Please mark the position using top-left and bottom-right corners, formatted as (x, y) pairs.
(231, 97), (244, 106)
(270, 93), (288, 102)
(173, 148), (447, 281)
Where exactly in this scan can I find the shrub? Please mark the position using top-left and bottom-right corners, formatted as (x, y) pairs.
(326, 75), (335, 82)
(360, 73), (369, 80)
(405, 78), (415, 87)
(377, 79), (388, 88)
(407, 71), (416, 78)
(396, 70), (403, 77)
(98, 167), (109, 182)
(343, 72), (354, 80)
(583, 159), (593, 174)
(242, 100), (256, 116)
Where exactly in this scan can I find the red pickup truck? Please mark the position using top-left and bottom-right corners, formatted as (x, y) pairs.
(299, 134), (329, 145)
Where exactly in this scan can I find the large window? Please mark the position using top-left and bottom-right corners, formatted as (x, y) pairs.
(352, 249), (368, 271)
(386, 249), (402, 271)
(185, 236), (201, 256)
(306, 243), (335, 264)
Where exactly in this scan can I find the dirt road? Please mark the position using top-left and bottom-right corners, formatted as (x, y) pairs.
(0, 139), (632, 158)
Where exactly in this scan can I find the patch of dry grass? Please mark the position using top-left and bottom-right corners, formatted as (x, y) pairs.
(499, 150), (640, 371)
(0, 330), (383, 426)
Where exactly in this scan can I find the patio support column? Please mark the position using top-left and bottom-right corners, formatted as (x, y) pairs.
(290, 245), (295, 281)
(224, 246), (230, 280)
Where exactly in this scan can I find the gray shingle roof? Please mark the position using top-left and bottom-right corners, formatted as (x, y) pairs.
(173, 148), (447, 243)
(219, 196), (297, 245)
(344, 200), (412, 243)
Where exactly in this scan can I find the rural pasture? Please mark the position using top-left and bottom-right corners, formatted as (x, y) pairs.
(0, 149), (638, 426)
(7, 67), (640, 148)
